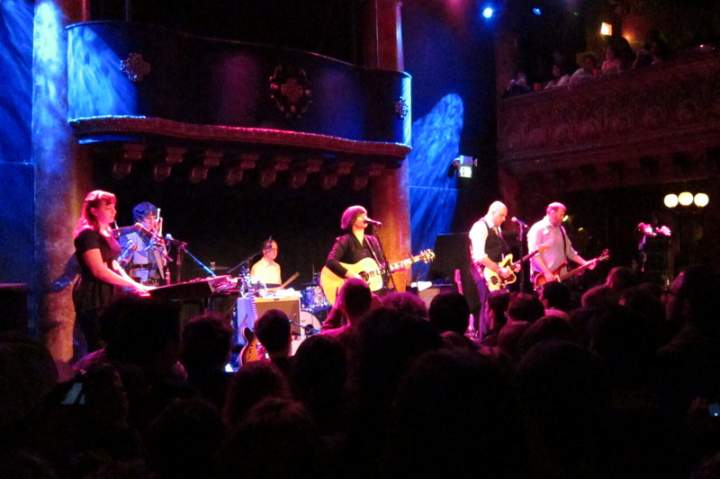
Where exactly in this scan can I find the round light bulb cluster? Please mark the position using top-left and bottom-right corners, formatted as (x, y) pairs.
(664, 192), (709, 208)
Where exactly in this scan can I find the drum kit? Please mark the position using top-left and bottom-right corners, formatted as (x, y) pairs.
(233, 267), (330, 354)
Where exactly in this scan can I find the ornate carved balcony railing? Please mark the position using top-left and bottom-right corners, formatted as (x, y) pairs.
(498, 49), (720, 192)
(66, 21), (411, 188)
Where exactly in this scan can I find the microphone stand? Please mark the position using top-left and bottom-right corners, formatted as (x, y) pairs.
(178, 244), (216, 278)
(368, 225), (397, 293)
(227, 250), (262, 276)
(517, 222), (527, 293)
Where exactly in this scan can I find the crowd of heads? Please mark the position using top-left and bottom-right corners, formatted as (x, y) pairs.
(4, 262), (720, 478)
(506, 29), (678, 97)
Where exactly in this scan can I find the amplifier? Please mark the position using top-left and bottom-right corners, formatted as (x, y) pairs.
(417, 285), (457, 308)
(236, 296), (302, 336)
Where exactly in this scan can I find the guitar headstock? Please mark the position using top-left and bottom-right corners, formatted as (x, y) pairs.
(598, 249), (610, 262)
(416, 249), (435, 264)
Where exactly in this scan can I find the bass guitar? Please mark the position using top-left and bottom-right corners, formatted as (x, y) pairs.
(533, 249), (610, 290)
(482, 247), (544, 292)
(319, 249), (435, 305)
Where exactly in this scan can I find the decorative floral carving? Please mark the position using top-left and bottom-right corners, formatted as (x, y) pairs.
(269, 65), (313, 119)
(120, 53), (151, 82)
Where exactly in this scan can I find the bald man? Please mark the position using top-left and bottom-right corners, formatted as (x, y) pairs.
(469, 201), (516, 338)
(527, 201), (592, 285)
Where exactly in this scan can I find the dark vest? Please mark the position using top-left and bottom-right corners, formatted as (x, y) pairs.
(484, 220), (508, 263)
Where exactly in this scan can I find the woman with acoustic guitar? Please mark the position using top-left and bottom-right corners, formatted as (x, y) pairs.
(321, 205), (387, 328)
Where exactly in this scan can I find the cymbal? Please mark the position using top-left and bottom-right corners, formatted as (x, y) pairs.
(211, 265), (231, 272)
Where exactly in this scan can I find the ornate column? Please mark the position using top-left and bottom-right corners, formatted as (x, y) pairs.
(34, 0), (92, 363)
(363, 0), (412, 291)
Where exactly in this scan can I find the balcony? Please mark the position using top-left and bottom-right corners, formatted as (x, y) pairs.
(497, 49), (720, 192)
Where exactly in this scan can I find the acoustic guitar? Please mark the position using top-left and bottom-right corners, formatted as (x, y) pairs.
(533, 249), (610, 290)
(319, 250), (435, 305)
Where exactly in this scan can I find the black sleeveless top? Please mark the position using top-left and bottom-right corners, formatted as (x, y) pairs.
(483, 220), (509, 263)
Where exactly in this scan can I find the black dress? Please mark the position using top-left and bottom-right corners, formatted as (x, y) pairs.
(72, 228), (121, 352)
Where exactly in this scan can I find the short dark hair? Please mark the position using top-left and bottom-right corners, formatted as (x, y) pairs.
(262, 238), (276, 252)
(132, 201), (158, 223)
(339, 278), (372, 320)
(541, 282), (571, 310)
(340, 205), (367, 230)
(382, 292), (429, 320)
(181, 314), (233, 371)
(428, 292), (470, 335)
(255, 309), (291, 354)
(507, 293), (544, 323)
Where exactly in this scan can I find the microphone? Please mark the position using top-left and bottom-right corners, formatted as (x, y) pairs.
(511, 217), (528, 228)
(365, 217), (383, 226)
(165, 233), (187, 246)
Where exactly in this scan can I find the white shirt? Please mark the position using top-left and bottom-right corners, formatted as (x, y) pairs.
(527, 216), (581, 276)
(569, 67), (594, 85)
(250, 258), (282, 285)
(469, 216), (502, 265)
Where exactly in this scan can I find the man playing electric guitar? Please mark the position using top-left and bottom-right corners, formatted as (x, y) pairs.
(527, 201), (595, 288)
(322, 205), (388, 327)
(469, 201), (520, 338)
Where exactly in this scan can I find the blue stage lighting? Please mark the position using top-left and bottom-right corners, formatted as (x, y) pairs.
(482, 6), (495, 19)
(532, 7), (542, 16)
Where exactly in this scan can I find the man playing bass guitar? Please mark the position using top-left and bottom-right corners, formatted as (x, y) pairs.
(527, 202), (595, 288)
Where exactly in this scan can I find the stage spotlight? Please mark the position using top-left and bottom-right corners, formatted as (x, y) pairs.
(600, 22), (613, 36)
(664, 194), (678, 208)
(694, 192), (709, 207)
(678, 191), (693, 206)
(532, 7), (542, 16)
(482, 6), (495, 19)
(451, 155), (477, 179)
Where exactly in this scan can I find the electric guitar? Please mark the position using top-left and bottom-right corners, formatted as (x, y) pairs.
(482, 247), (545, 292)
(319, 250), (435, 305)
(533, 249), (610, 290)
(238, 327), (267, 366)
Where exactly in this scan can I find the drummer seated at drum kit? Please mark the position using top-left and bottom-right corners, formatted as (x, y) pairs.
(250, 238), (282, 288)
(248, 238), (300, 299)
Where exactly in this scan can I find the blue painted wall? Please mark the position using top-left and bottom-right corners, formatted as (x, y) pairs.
(0, 1), (35, 288)
(403, 1), (498, 281)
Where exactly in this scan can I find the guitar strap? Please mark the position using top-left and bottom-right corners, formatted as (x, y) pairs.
(365, 236), (388, 284)
(559, 225), (569, 266)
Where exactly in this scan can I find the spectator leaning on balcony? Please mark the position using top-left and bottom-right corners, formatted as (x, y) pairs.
(502, 70), (531, 98)
(545, 63), (570, 89)
(569, 52), (598, 85)
(601, 37), (634, 75)
(634, 29), (671, 69)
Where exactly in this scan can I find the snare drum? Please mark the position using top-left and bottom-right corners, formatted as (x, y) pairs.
(301, 285), (329, 312)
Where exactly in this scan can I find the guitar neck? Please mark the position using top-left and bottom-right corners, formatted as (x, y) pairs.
(513, 249), (542, 267)
(388, 256), (420, 273)
(558, 254), (608, 281)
